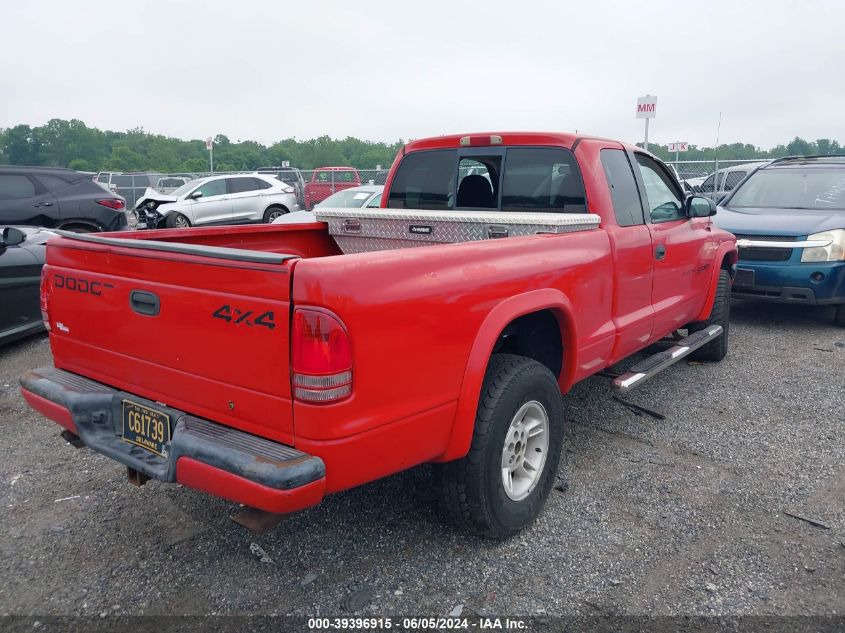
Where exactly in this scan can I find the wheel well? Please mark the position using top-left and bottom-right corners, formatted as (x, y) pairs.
(266, 204), (289, 213)
(492, 310), (563, 378)
(721, 250), (738, 277)
(57, 221), (101, 233)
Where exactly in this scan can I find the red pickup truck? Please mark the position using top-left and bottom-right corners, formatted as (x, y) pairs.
(303, 166), (361, 210)
(21, 132), (737, 538)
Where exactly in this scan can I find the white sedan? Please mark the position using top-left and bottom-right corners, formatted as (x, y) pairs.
(273, 185), (383, 224)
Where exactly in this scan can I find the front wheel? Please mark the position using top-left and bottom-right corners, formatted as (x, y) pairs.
(165, 213), (191, 229)
(435, 354), (564, 539)
(688, 268), (731, 362)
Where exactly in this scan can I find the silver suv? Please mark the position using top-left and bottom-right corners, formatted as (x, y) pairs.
(134, 174), (300, 229)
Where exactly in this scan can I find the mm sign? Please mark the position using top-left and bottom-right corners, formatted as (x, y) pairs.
(636, 95), (657, 119)
(668, 142), (689, 152)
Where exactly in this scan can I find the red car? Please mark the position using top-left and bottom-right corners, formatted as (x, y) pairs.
(303, 166), (361, 210)
(22, 132), (736, 538)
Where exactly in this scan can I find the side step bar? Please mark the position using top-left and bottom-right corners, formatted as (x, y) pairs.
(612, 325), (723, 393)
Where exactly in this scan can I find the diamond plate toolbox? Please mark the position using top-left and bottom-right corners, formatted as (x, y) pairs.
(314, 208), (602, 254)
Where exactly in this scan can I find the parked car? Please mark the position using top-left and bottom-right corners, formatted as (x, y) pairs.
(256, 166), (306, 208)
(304, 167), (361, 210)
(134, 173), (300, 229)
(691, 162), (769, 200)
(155, 175), (193, 194)
(22, 131), (736, 538)
(96, 172), (162, 207)
(274, 186), (384, 224)
(0, 166), (131, 232)
(0, 226), (52, 345)
(714, 155), (845, 325)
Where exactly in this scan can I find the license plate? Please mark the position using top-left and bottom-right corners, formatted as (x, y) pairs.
(734, 268), (755, 287)
(121, 399), (171, 457)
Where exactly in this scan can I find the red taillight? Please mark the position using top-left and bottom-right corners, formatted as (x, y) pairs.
(292, 308), (352, 403)
(40, 266), (51, 332)
(96, 198), (125, 210)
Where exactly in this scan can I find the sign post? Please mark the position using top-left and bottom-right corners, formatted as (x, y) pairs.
(668, 141), (689, 163)
(206, 136), (214, 174)
(636, 95), (657, 151)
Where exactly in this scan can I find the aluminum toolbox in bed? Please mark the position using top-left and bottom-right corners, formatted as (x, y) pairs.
(314, 208), (602, 254)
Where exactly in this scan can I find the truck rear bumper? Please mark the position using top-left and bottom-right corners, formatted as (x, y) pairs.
(20, 366), (326, 514)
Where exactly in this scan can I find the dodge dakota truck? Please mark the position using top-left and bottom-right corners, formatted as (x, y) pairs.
(21, 132), (737, 538)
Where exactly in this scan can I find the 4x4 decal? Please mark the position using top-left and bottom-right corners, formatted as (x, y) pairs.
(212, 304), (276, 330)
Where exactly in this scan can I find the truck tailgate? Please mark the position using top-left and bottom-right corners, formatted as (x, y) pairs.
(43, 233), (298, 445)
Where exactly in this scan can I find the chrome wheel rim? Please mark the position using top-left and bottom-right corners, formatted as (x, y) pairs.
(267, 210), (284, 222)
(501, 400), (549, 501)
(175, 215), (189, 228)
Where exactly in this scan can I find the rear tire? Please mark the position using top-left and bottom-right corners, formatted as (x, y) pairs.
(165, 213), (191, 229)
(834, 304), (845, 327)
(435, 354), (564, 539)
(688, 268), (731, 362)
(263, 206), (288, 223)
(57, 223), (98, 234)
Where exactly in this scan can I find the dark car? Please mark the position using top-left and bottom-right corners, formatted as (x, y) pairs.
(714, 155), (845, 325)
(0, 226), (52, 345)
(1, 166), (132, 232)
(256, 166), (305, 208)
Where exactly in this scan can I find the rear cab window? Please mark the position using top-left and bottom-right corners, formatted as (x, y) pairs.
(387, 146), (586, 213)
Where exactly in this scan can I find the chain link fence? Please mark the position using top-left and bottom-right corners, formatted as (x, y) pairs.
(666, 158), (770, 199)
(103, 159), (774, 210)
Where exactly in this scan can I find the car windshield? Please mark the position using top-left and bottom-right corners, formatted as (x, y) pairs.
(317, 189), (376, 208)
(728, 168), (845, 210)
(170, 179), (202, 197)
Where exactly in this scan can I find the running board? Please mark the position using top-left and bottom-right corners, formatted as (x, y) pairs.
(612, 325), (723, 393)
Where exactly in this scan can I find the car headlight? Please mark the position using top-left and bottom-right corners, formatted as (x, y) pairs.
(801, 229), (845, 262)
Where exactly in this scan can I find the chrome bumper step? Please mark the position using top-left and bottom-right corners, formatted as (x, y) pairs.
(612, 325), (723, 392)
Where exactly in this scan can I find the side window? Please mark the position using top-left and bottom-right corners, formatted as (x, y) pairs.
(365, 192), (382, 208)
(634, 154), (684, 222)
(0, 174), (36, 200)
(254, 178), (272, 190)
(456, 157), (500, 208)
(228, 178), (257, 194)
(33, 173), (72, 192)
(501, 148), (586, 213)
(600, 149), (644, 226)
(195, 179), (227, 198)
(723, 171), (746, 191)
(387, 149), (457, 210)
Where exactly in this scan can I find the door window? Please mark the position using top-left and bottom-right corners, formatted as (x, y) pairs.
(501, 148), (586, 212)
(634, 155), (684, 222)
(365, 192), (382, 208)
(723, 171), (746, 191)
(600, 149), (644, 226)
(194, 179), (227, 198)
(0, 174), (36, 199)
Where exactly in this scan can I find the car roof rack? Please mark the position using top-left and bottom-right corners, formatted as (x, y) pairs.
(767, 154), (845, 166)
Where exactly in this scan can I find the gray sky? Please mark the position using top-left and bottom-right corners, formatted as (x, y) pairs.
(2, 0), (844, 149)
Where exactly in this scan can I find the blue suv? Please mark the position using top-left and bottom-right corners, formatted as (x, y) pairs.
(714, 156), (845, 326)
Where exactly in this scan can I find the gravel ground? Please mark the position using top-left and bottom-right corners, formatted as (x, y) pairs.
(0, 300), (843, 618)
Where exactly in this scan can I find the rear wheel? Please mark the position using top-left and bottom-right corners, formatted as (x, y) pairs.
(436, 354), (564, 539)
(834, 304), (845, 327)
(165, 213), (191, 229)
(688, 268), (730, 362)
(263, 206), (288, 223)
(57, 223), (98, 234)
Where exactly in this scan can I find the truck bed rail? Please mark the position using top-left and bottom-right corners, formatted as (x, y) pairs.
(50, 229), (300, 265)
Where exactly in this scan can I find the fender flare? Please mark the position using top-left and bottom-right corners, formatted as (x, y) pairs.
(694, 241), (738, 322)
(434, 288), (578, 462)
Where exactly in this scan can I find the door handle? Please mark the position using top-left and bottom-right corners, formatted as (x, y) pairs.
(655, 245), (667, 260)
(34, 202), (54, 208)
(129, 290), (160, 316)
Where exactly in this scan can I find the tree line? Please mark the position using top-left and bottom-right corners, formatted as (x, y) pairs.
(0, 118), (842, 173)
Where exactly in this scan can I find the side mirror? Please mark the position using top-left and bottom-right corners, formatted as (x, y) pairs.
(685, 195), (717, 218)
(0, 227), (26, 248)
(188, 190), (203, 200)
